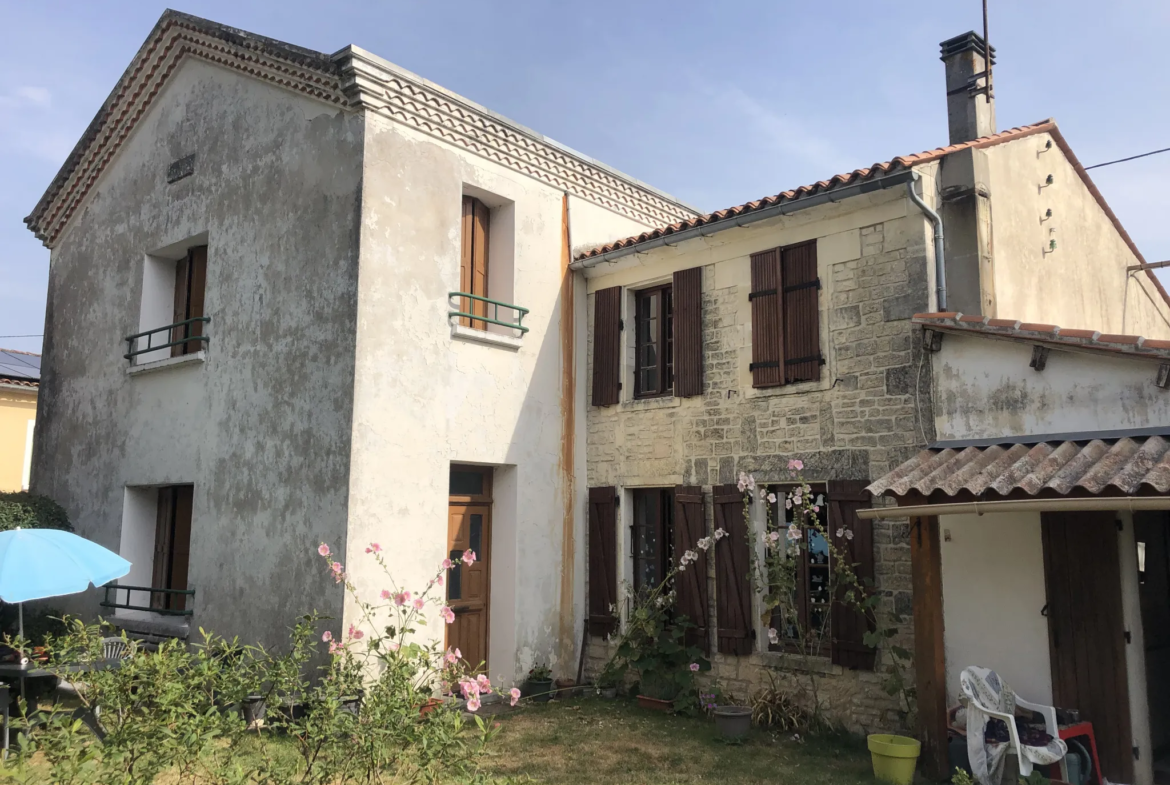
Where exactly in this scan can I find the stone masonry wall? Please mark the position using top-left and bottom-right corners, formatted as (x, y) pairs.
(582, 205), (933, 735)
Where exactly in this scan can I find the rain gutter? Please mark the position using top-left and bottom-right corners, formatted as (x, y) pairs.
(855, 495), (1170, 520)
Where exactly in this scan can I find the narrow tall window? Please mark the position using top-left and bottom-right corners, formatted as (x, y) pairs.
(172, 245), (207, 357)
(632, 488), (673, 592)
(152, 485), (193, 612)
(460, 196), (491, 330)
(770, 486), (830, 655)
(635, 285), (673, 398)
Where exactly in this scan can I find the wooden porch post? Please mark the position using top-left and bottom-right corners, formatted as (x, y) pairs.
(911, 514), (949, 780)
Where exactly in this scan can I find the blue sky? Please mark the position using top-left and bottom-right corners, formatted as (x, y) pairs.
(2, 1), (1168, 355)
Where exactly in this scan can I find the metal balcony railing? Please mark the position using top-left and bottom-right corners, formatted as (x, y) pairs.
(100, 584), (195, 617)
(124, 317), (211, 361)
(448, 293), (529, 334)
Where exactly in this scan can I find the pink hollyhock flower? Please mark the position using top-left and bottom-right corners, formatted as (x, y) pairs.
(445, 648), (460, 665)
(768, 627), (780, 645)
(436, 575), (444, 586)
(767, 493), (777, 504)
(467, 696), (481, 712)
(440, 606), (456, 624)
(461, 549), (477, 566)
(788, 459), (804, 471)
(413, 598), (425, 610)
(394, 591), (410, 606)
(328, 641), (342, 654)
(477, 674), (492, 692)
(510, 687), (521, 706)
(318, 543), (330, 557)
(786, 524), (803, 541)
(322, 630), (333, 642)
(689, 662), (700, 672)
(767, 531), (781, 543)
(347, 624), (364, 640)
(380, 589), (391, 600)
(388, 642), (400, 652)
(813, 505), (820, 513)
(365, 542), (382, 554)
(714, 528), (727, 540)
(441, 558), (453, 570)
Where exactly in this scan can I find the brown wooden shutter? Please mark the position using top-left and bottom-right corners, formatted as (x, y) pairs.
(672, 267), (703, 397)
(151, 487), (176, 609)
(186, 246), (208, 353)
(460, 197), (490, 328)
(673, 486), (709, 652)
(460, 197), (473, 327)
(591, 286), (622, 406)
(827, 479), (876, 670)
(168, 485), (194, 612)
(750, 249), (784, 388)
(781, 242), (821, 383)
(587, 486), (618, 636)
(713, 484), (754, 655)
(171, 254), (191, 357)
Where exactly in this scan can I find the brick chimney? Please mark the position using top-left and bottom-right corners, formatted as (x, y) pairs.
(940, 32), (996, 144)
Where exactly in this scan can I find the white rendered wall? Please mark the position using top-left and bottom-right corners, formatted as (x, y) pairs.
(939, 512), (1053, 704)
(1119, 512), (1154, 785)
(117, 486), (159, 621)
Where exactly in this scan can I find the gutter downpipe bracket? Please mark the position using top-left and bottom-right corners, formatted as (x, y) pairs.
(907, 170), (947, 311)
(569, 169), (916, 272)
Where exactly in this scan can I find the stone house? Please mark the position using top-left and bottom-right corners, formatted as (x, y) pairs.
(20, 11), (1170, 727)
(0, 349), (39, 492)
(576, 33), (1170, 733)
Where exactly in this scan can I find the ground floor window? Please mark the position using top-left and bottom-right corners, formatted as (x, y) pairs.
(770, 485), (830, 655)
(632, 488), (673, 594)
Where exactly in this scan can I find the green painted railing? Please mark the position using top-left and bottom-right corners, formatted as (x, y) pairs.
(100, 584), (195, 617)
(448, 292), (529, 333)
(124, 317), (211, 361)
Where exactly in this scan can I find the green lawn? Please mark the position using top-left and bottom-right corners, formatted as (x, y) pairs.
(479, 696), (879, 785)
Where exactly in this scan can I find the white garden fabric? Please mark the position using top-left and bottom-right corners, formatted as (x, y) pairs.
(961, 667), (1067, 785)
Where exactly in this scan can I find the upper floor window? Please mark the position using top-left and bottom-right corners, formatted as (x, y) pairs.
(459, 196), (491, 330)
(635, 284), (673, 398)
(749, 240), (821, 388)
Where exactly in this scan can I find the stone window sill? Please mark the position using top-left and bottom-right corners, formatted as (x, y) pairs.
(450, 324), (522, 351)
(620, 395), (681, 413)
(127, 350), (206, 377)
(744, 376), (834, 399)
(757, 650), (843, 677)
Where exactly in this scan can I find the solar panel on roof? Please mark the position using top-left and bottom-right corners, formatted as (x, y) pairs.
(0, 350), (40, 381)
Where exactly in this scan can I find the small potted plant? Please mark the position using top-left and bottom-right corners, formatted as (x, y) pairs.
(525, 663), (554, 702)
(636, 671), (680, 712)
(554, 676), (576, 699)
(595, 663), (623, 699)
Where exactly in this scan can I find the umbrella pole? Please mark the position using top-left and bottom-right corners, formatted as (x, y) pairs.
(17, 604), (24, 708)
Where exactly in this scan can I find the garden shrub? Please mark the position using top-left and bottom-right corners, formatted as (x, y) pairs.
(0, 492), (72, 533)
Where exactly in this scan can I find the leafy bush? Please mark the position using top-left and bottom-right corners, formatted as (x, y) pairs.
(0, 492), (72, 532)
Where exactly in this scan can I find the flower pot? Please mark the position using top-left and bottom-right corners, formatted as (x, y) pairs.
(713, 705), (752, 739)
(525, 678), (554, 702)
(242, 695), (266, 726)
(554, 677), (576, 699)
(868, 734), (921, 785)
(418, 698), (443, 718)
(597, 686), (618, 700)
(637, 694), (674, 712)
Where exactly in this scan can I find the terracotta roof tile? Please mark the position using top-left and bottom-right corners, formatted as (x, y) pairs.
(0, 377), (38, 389)
(576, 121), (1056, 261)
(913, 313), (1170, 362)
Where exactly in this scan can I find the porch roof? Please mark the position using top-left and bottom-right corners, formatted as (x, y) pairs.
(866, 435), (1170, 500)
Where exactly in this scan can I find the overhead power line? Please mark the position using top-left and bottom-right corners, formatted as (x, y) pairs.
(0, 334), (43, 339)
(1085, 147), (1170, 171)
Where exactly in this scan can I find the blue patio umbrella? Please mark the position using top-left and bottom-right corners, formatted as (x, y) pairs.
(0, 528), (131, 643)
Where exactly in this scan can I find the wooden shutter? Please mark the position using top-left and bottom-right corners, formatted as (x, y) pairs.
(713, 484), (754, 655)
(460, 197), (490, 328)
(168, 485), (194, 612)
(673, 486), (709, 652)
(750, 249), (783, 388)
(672, 267), (703, 397)
(591, 286), (622, 406)
(587, 487), (618, 636)
(151, 487), (176, 609)
(827, 480), (876, 670)
(781, 242), (821, 383)
(186, 246), (208, 353)
(171, 253), (191, 357)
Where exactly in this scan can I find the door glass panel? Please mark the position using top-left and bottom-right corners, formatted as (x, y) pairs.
(470, 515), (483, 556)
(447, 550), (462, 601)
(450, 470), (483, 496)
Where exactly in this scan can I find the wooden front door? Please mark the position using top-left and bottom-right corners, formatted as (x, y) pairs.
(447, 466), (492, 672)
(1042, 511), (1134, 783)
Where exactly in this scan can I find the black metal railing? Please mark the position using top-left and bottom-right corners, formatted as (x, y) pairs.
(124, 317), (211, 362)
(100, 584), (195, 617)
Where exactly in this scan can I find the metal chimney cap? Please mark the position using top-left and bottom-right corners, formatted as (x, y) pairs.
(939, 31), (997, 64)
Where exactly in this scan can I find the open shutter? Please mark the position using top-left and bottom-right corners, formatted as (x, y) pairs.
(460, 197), (490, 328)
(750, 249), (784, 388)
(673, 486), (709, 652)
(186, 246), (208, 352)
(151, 487), (175, 609)
(781, 242), (821, 383)
(713, 484), (754, 655)
(587, 487), (618, 636)
(672, 267), (703, 397)
(171, 253), (191, 357)
(828, 479), (876, 670)
(591, 286), (622, 406)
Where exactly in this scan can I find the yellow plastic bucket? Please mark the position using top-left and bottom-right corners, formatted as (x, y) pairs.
(867, 734), (921, 785)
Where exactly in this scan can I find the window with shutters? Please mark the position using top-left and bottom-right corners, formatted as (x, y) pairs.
(454, 190), (522, 338)
(634, 285), (673, 398)
(133, 240), (210, 366)
(768, 486), (830, 655)
(749, 241), (822, 389)
(151, 485), (194, 613)
(632, 488), (673, 592)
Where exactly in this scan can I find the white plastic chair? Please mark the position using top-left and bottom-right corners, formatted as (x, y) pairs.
(960, 666), (1067, 784)
(100, 637), (130, 661)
